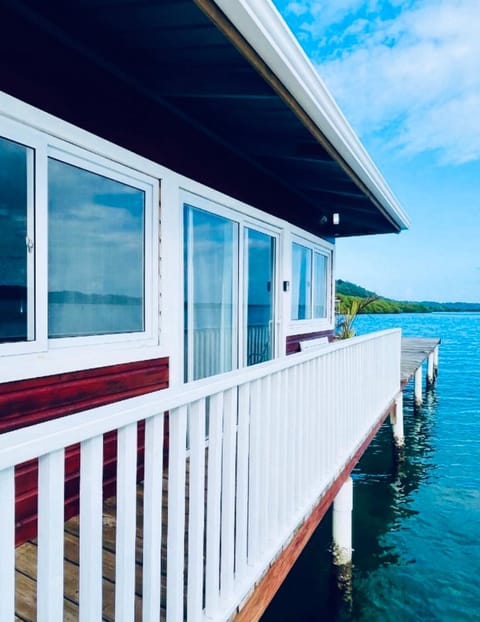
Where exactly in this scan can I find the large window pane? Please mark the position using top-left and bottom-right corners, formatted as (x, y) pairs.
(245, 228), (275, 365)
(0, 136), (34, 343)
(313, 252), (327, 318)
(184, 205), (237, 380)
(291, 242), (312, 320)
(48, 159), (145, 337)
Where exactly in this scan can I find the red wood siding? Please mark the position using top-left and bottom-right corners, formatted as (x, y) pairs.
(286, 330), (334, 355)
(0, 357), (168, 546)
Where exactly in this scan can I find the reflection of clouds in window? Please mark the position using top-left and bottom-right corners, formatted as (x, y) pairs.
(313, 252), (327, 318)
(0, 136), (29, 287)
(187, 206), (236, 306)
(184, 204), (237, 379)
(291, 242), (312, 320)
(0, 135), (32, 343)
(247, 229), (274, 306)
(48, 159), (144, 298)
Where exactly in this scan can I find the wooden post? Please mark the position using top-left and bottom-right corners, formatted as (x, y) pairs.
(332, 477), (353, 566)
(391, 392), (404, 448)
(414, 367), (423, 408)
(427, 353), (435, 386)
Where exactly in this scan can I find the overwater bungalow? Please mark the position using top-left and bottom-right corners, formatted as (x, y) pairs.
(0, 0), (416, 620)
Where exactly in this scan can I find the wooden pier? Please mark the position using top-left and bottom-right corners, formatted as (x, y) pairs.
(401, 337), (440, 410)
(401, 338), (440, 387)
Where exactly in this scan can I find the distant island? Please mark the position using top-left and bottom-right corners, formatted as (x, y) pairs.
(336, 280), (480, 313)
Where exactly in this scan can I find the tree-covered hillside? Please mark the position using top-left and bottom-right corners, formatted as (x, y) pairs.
(336, 280), (480, 313)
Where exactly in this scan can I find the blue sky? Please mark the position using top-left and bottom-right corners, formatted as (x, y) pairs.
(274, 0), (480, 303)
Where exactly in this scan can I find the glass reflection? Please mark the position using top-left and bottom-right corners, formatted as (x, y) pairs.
(184, 205), (238, 380)
(313, 252), (327, 318)
(48, 158), (145, 337)
(291, 242), (312, 320)
(245, 228), (275, 365)
(0, 136), (33, 343)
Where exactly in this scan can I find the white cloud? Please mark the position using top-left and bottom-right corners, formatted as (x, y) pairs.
(285, 1), (309, 16)
(392, 92), (480, 164)
(286, 0), (373, 27)
(289, 0), (480, 164)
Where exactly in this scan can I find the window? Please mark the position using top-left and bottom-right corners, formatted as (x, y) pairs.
(0, 120), (157, 355)
(48, 158), (146, 338)
(291, 240), (330, 322)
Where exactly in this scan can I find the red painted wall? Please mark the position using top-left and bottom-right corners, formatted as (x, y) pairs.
(286, 330), (335, 355)
(0, 358), (168, 545)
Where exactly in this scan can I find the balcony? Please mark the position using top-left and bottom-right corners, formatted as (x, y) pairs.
(0, 329), (401, 621)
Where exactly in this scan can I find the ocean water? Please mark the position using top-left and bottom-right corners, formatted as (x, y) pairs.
(262, 313), (480, 622)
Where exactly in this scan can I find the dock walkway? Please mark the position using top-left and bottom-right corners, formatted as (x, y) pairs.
(401, 337), (440, 387)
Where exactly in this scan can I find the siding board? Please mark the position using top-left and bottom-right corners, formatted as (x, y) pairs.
(0, 357), (168, 546)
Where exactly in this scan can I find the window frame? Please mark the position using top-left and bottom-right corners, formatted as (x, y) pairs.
(0, 119), (47, 356)
(288, 233), (333, 335)
(0, 117), (159, 356)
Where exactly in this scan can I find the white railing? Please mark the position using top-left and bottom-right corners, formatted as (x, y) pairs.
(189, 324), (272, 378)
(0, 329), (400, 622)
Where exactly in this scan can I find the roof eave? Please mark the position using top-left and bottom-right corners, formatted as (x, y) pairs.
(209, 0), (410, 232)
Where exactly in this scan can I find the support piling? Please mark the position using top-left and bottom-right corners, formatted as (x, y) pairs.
(414, 367), (423, 408)
(332, 477), (353, 567)
(391, 392), (404, 448)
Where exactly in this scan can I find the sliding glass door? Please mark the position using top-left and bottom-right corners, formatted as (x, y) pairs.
(184, 201), (277, 381)
(245, 228), (275, 366)
(184, 205), (238, 381)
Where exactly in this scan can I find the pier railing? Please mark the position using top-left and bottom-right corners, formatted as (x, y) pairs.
(0, 328), (400, 622)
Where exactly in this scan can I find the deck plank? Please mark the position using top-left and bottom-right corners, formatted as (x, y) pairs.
(15, 482), (169, 622)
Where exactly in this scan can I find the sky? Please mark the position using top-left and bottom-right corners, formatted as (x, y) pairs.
(274, 0), (480, 303)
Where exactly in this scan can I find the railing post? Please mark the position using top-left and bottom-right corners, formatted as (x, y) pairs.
(79, 436), (104, 622)
(115, 423), (138, 622)
(143, 413), (165, 622)
(0, 467), (15, 622)
(37, 450), (65, 622)
(167, 405), (188, 621)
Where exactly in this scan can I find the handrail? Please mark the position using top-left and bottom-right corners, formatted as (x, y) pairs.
(0, 329), (400, 469)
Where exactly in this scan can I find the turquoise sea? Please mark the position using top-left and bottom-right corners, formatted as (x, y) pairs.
(262, 313), (480, 622)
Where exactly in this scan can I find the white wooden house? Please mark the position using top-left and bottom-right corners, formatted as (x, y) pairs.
(0, 0), (409, 620)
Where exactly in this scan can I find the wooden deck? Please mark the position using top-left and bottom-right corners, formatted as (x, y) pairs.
(15, 480), (169, 622)
(12, 334), (439, 622)
(401, 337), (440, 386)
